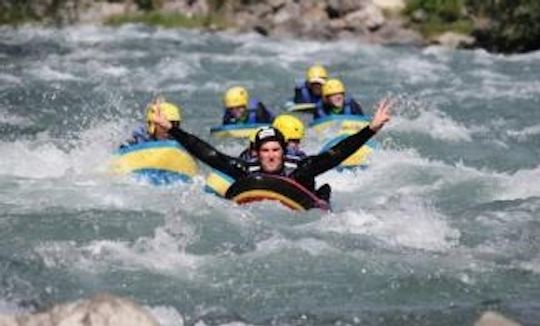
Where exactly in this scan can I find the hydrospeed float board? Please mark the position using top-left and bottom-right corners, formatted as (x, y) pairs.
(284, 101), (316, 113)
(225, 174), (330, 211)
(204, 169), (235, 197)
(311, 114), (378, 169)
(111, 140), (198, 185)
(210, 123), (270, 139)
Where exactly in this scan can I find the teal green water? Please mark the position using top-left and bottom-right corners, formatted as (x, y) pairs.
(1, 25), (539, 325)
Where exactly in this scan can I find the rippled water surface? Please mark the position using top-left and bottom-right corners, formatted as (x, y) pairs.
(1, 25), (539, 325)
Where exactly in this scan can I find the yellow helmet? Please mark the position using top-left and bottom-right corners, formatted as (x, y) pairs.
(272, 114), (305, 141)
(224, 86), (249, 109)
(322, 78), (345, 97)
(306, 65), (328, 84)
(146, 101), (182, 134)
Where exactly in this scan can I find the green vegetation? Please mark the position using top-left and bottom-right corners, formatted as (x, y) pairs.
(105, 11), (229, 29)
(468, 0), (540, 53)
(404, 0), (474, 38)
(404, 0), (540, 53)
(0, 1), (38, 25)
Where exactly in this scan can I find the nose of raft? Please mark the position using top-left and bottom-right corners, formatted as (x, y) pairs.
(225, 174), (330, 211)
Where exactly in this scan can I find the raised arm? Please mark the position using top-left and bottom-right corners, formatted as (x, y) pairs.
(293, 98), (392, 178)
(152, 105), (248, 180)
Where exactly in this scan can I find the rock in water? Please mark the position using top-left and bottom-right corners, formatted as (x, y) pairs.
(474, 311), (521, 326)
(0, 293), (158, 326)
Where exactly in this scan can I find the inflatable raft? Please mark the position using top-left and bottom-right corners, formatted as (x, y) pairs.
(204, 169), (235, 197)
(225, 174), (330, 211)
(111, 140), (198, 185)
(284, 101), (316, 113)
(311, 114), (378, 169)
(210, 123), (269, 139)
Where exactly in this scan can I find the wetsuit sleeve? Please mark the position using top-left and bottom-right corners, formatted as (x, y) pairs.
(350, 98), (364, 115)
(292, 125), (376, 179)
(168, 127), (247, 180)
(293, 86), (303, 104)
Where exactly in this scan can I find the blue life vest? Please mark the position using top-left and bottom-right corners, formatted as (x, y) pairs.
(120, 124), (152, 148)
(223, 99), (263, 124)
(286, 146), (307, 159)
(245, 99), (259, 123)
(314, 96), (355, 118)
(295, 81), (320, 104)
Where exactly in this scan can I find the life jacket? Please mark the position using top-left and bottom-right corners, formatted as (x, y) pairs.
(120, 124), (152, 148)
(314, 96), (355, 118)
(295, 81), (320, 104)
(245, 99), (260, 123)
(246, 155), (299, 178)
(223, 99), (264, 124)
(286, 146), (307, 159)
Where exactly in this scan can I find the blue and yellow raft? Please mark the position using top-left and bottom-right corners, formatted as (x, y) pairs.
(204, 169), (235, 197)
(310, 115), (378, 169)
(210, 123), (270, 139)
(111, 140), (198, 185)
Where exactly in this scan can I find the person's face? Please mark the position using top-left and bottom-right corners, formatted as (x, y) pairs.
(288, 139), (301, 150)
(258, 141), (284, 173)
(229, 106), (247, 119)
(327, 93), (345, 108)
(309, 82), (323, 96)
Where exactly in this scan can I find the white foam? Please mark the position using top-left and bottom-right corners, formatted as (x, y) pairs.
(391, 102), (472, 142)
(28, 65), (82, 82)
(0, 121), (120, 178)
(495, 165), (540, 200)
(146, 305), (185, 326)
(0, 73), (22, 85)
(518, 255), (540, 274)
(35, 224), (203, 277)
(316, 198), (460, 252)
(252, 235), (337, 257)
(393, 55), (450, 84)
(506, 124), (540, 142)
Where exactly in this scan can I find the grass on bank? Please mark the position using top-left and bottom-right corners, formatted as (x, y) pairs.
(403, 0), (474, 37)
(105, 11), (230, 29)
(415, 17), (474, 38)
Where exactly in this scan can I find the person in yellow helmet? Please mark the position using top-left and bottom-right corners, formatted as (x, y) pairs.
(293, 65), (328, 105)
(121, 99), (182, 147)
(314, 78), (364, 119)
(222, 86), (274, 125)
(238, 115), (307, 161)
(150, 98), (392, 202)
(272, 114), (307, 158)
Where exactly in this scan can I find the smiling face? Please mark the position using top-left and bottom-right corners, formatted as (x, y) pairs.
(327, 93), (345, 108)
(258, 141), (284, 173)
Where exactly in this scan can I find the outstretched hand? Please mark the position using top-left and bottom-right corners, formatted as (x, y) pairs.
(369, 98), (392, 132)
(151, 103), (173, 131)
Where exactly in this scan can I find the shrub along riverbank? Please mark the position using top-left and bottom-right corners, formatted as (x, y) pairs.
(1, 0), (539, 54)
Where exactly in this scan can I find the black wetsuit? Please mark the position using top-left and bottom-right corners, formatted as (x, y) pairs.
(168, 126), (376, 199)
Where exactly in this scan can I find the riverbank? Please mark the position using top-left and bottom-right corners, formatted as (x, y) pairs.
(1, 0), (539, 53)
